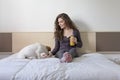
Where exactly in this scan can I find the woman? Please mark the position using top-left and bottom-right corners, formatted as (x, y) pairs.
(49, 13), (82, 62)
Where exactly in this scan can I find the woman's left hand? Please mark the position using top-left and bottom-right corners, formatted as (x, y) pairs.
(74, 37), (77, 44)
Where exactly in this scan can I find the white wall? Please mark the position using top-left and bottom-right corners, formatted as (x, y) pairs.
(0, 0), (120, 32)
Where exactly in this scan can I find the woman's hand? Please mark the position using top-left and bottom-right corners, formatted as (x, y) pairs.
(74, 37), (77, 44)
(70, 36), (77, 46)
(71, 37), (77, 44)
(48, 51), (53, 57)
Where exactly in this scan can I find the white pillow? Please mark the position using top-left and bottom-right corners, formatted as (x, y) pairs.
(16, 43), (49, 59)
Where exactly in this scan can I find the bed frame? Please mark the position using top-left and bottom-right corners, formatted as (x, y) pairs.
(0, 32), (120, 53)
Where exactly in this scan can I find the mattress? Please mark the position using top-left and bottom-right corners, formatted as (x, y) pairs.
(0, 53), (120, 80)
(0, 52), (13, 59)
(0, 59), (30, 80)
(97, 51), (120, 64)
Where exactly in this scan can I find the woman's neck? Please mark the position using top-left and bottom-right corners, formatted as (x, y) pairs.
(64, 27), (71, 31)
(63, 28), (73, 37)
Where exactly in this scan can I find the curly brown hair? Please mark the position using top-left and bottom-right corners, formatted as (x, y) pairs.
(54, 13), (77, 40)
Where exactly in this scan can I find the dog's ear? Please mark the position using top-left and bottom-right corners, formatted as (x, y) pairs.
(46, 46), (51, 51)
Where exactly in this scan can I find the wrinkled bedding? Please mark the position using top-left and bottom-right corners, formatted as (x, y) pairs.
(0, 59), (30, 80)
(0, 53), (120, 80)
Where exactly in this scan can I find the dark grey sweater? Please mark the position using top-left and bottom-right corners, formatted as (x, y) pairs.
(51, 29), (82, 55)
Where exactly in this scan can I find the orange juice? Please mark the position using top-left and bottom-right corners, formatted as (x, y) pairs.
(70, 35), (75, 46)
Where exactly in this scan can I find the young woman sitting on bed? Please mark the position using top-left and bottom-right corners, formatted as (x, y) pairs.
(49, 13), (83, 63)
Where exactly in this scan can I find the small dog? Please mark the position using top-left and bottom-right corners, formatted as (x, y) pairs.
(16, 43), (51, 59)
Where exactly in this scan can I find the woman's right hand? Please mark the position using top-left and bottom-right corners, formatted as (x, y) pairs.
(48, 51), (53, 57)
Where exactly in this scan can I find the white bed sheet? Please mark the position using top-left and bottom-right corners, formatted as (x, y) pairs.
(0, 59), (30, 80)
(0, 53), (120, 80)
(97, 51), (120, 64)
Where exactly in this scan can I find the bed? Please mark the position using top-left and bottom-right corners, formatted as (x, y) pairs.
(0, 53), (120, 80)
(0, 32), (120, 80)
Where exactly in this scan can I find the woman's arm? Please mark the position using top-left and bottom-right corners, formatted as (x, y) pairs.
(51, 38), (60, 55)
(75, 30), (83, 48)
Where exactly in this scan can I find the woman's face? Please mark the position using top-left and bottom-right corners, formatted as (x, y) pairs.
(58, 18), (66, 29)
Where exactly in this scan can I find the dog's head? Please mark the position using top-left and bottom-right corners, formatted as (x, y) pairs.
(39, 46), (51, 58)
(45, 46), (51, 51)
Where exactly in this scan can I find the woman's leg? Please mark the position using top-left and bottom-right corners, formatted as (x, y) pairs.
(60, 52), (72, 63)
(55, 48), (77, 63)
(55, 50), (65, 59)
(69, 48), (78, 58)
(61, 48), (77, 63)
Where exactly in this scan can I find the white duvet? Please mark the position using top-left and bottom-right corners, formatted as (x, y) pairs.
(0, 53), (120, 80)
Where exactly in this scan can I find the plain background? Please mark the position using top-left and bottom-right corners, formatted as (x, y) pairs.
(0, 0), (120, 32)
